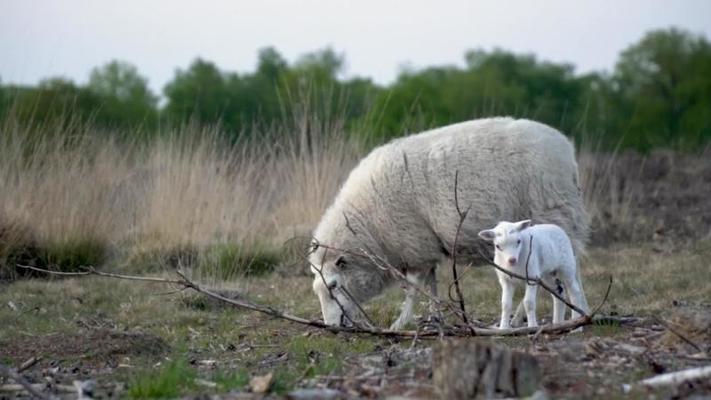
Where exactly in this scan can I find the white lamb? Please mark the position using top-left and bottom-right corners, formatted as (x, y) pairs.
(478, 220), (590, 329)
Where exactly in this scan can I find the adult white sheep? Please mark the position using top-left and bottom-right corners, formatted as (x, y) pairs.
(309, 117), (588, 330)
(478, 220), (590, 329)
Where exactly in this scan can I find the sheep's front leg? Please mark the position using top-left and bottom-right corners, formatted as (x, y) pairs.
(523, 283), (539, 328)
(498, 274), (516, 329)
(390, 273), (419, 330)
(427, 266), (443, 321)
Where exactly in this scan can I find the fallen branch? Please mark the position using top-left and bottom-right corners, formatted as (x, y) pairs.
(18, 264), (600, 338)
(622, 365), (711, 393)
(0, 363), (51, 400)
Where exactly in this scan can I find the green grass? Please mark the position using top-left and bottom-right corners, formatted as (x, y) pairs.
(212, 369), (250, 391)
(198, 243), (281, 278)
(128, 359), (197, 399)
(1, 237), (106, 279)
(590, 318), (622, 336)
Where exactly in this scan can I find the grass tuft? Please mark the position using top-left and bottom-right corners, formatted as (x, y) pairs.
(128, 359), (196, 399)
(198, 243), (281, 278)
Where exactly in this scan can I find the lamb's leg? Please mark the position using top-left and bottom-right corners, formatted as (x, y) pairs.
(544, 276), (566, 323)
(498, 274), (516, 329)
(523, 283), (539, 328)
(563, 269), (590, 320)
(390, 273), (419, 330)
(552, 293), (566, 324)
(511, 301), (526, 327)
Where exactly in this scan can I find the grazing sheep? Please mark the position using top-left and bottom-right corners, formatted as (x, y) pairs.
(478, 220), (590, 328)
(309, 117), (588, 329)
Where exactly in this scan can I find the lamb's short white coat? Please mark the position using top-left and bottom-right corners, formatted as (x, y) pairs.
(478, 220), (590, 328)
(309, 117), (589, 329)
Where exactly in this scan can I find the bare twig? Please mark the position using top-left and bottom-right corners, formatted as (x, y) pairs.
(450, 170), (473, 333)
(16, 265), (185, 285)
(17, 357), (40, 374)
(653, 316), (703, 353)
(0, 363), (50, 400)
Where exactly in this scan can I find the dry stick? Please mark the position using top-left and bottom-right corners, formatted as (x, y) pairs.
(18, 264), (600, 337)
(17, 357), (40, 373)
(16, 264), (185, 285)
(450, 170), (474, 333)
(622, 365), (711, 393)
(0, 363), (50, 400)
(653, 316), (703, 353)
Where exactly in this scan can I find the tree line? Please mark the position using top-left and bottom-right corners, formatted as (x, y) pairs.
(1, 27), (709, 151)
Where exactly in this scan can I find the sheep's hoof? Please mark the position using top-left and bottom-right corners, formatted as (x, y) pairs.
(389, 320), (405, 331)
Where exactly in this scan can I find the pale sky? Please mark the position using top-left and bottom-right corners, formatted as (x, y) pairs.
(1, 0), (710, 95)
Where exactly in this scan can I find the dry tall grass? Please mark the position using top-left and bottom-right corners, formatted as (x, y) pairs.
(4, 113), (700, 279)
(0, 114), (362, 279)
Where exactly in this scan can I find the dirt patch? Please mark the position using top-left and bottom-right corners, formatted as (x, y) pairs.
(0, 329), (169, 367)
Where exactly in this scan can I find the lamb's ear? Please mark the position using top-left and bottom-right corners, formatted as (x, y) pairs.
(515, 219), (532, 231)
(335, 255), (348, 268)
(478, 229), (496, 242)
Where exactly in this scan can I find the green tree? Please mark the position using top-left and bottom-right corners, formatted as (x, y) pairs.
(7, 78), (101, 127)
(87, 60), (158, 129)
(614, 28), (711, 150)
(164, 59), (229, 126)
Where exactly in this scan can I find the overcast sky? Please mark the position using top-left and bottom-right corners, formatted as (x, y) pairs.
(1, 0), (710, 95)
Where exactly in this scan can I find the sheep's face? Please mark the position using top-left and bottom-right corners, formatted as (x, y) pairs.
(309, 242), (390, 327)
(310, 253), (358, 327)
(478, 220), (531, 267)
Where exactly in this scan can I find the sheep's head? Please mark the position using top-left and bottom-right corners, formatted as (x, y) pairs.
(478, 219), (531, 266)
(308, 243), (383, 327)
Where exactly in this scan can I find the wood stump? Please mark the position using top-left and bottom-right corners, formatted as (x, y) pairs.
(433, 339), (541, 399)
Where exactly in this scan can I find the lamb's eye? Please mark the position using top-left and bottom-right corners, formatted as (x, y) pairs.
(495, 245), (501, 250)
(517, 240), (521, 245)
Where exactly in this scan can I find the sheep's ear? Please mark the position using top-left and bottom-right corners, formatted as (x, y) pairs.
(515, 219), (532, 231)
(335, 255), (348, 268)
(478, 229), (496, 242)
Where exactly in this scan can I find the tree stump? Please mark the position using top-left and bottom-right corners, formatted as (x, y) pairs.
(433, 339), (541, 399)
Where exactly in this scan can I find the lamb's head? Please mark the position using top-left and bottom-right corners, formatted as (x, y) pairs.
(478, 219), (531, 266)
(309, 244), (382, 327)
